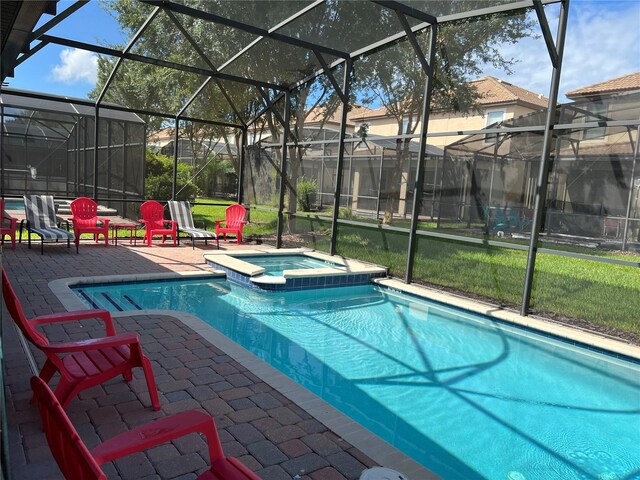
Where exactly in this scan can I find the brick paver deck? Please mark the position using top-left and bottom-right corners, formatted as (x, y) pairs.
(2, 240), (378, 479)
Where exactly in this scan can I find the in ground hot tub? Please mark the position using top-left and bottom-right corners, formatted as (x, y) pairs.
(204, 248), (387, 291)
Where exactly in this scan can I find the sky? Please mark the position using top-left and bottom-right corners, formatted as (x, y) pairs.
(4, 0), (640, 104)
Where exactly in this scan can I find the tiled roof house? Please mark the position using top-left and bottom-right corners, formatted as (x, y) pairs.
(341, 76), (549, 147)
(566, 71), (640, 99)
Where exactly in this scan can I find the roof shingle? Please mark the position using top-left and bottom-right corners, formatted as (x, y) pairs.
(345, 76), (549, 121)
(566, 72), (640, 98)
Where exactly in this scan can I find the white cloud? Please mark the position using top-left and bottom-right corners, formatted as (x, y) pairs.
(479, 1), (640, 102)
(558, 2), (640, 98)
(50, 48), (97, 85)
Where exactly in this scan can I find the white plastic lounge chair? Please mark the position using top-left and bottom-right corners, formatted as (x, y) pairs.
(23, 195), (76, 254)
(167, 201), (219, 249)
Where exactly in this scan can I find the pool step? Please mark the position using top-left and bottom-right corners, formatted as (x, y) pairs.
(75, 289), (143, 311)
(101, 292), (124, 311)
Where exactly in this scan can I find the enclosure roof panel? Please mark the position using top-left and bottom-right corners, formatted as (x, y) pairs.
(1, 1), (56, 81)
(0, 89), (146, 123)
(3, 0), (562, 124)
(366, 134), (443, 156)
(171, 0), (316, 31)
(275, 1), (423, 56)
(1, 116), (70, 140)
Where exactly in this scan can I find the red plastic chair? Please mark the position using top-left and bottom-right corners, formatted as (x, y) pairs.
(0, 199), (17, 250)
(139, 200), (177, 246)
(69, 197), (110, 249)
(31, 376), (261, 480)
(2, 268), (160, 411)
(215, 204), (247, 244)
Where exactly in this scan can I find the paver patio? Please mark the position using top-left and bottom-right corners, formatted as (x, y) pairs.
(2, 239), (378, 479)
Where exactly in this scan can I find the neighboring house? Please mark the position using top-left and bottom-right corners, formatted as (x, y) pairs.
(565, 71), (640, 144)
(340, 77), (549, 217)
(550, 72), (640, 239)
(566, 71), (640, 98)
(348, 76), (549, 148)
(443, 72), (640, 241)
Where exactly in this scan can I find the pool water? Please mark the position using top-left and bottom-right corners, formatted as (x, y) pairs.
(73, 278), (640, 480)
(238, 254), (340, 276)
(2, 198), (24, 211)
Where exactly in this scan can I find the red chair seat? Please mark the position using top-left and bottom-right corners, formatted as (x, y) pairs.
(31, 377), (261, 480)
(139, 200), (177, 246)
(2, 268), (160, 411)
(0, 199), (17, 250)
(215, 204), (247, 244)
(70, 197), (110, 249)
(62, 345), (131, 379)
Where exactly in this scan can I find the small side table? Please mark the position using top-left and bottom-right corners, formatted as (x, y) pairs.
(111, 223), (139, 245)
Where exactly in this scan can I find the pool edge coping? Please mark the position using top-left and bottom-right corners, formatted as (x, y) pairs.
(374, 278), (640, 361)
(49, 272), (440, 480)
(203, 248), (388, 280)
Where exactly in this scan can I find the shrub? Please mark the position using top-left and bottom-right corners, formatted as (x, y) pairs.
(338, 207), (354, 220)
(145, 149), (200, 201)
(296, 176), (318, 212)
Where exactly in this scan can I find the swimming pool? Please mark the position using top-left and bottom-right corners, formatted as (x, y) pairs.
(236, 254), (339, 276)
(2, 198), (24, 211)
(73, 278), (640, 480)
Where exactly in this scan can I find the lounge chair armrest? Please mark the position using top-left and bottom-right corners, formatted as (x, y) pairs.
(97, 217), (111, 227)
(165, 220), (177, 228)
(31, 309), (116, 336)
(195, 220), (207, 230)
(91, 410), (224, 465)
(42, 332), (139, 353)
(215, 220), (224, 228)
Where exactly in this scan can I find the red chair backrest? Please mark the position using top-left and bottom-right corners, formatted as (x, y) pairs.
(140, 201), (166, 230)
(225, 204), (246, 228)
(70, 197), (100, 228)
(31, 377), (106, 480)
(1, 268), (49, 347)
(0, 199), (9, 230)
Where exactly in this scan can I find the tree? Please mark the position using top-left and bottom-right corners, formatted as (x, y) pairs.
(91, 0), (261, 193)
(145, 149), (199, 201)
(193, 153), (236, 198)
(353, 8), (535, 223)
(92, 1), (534, 225)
